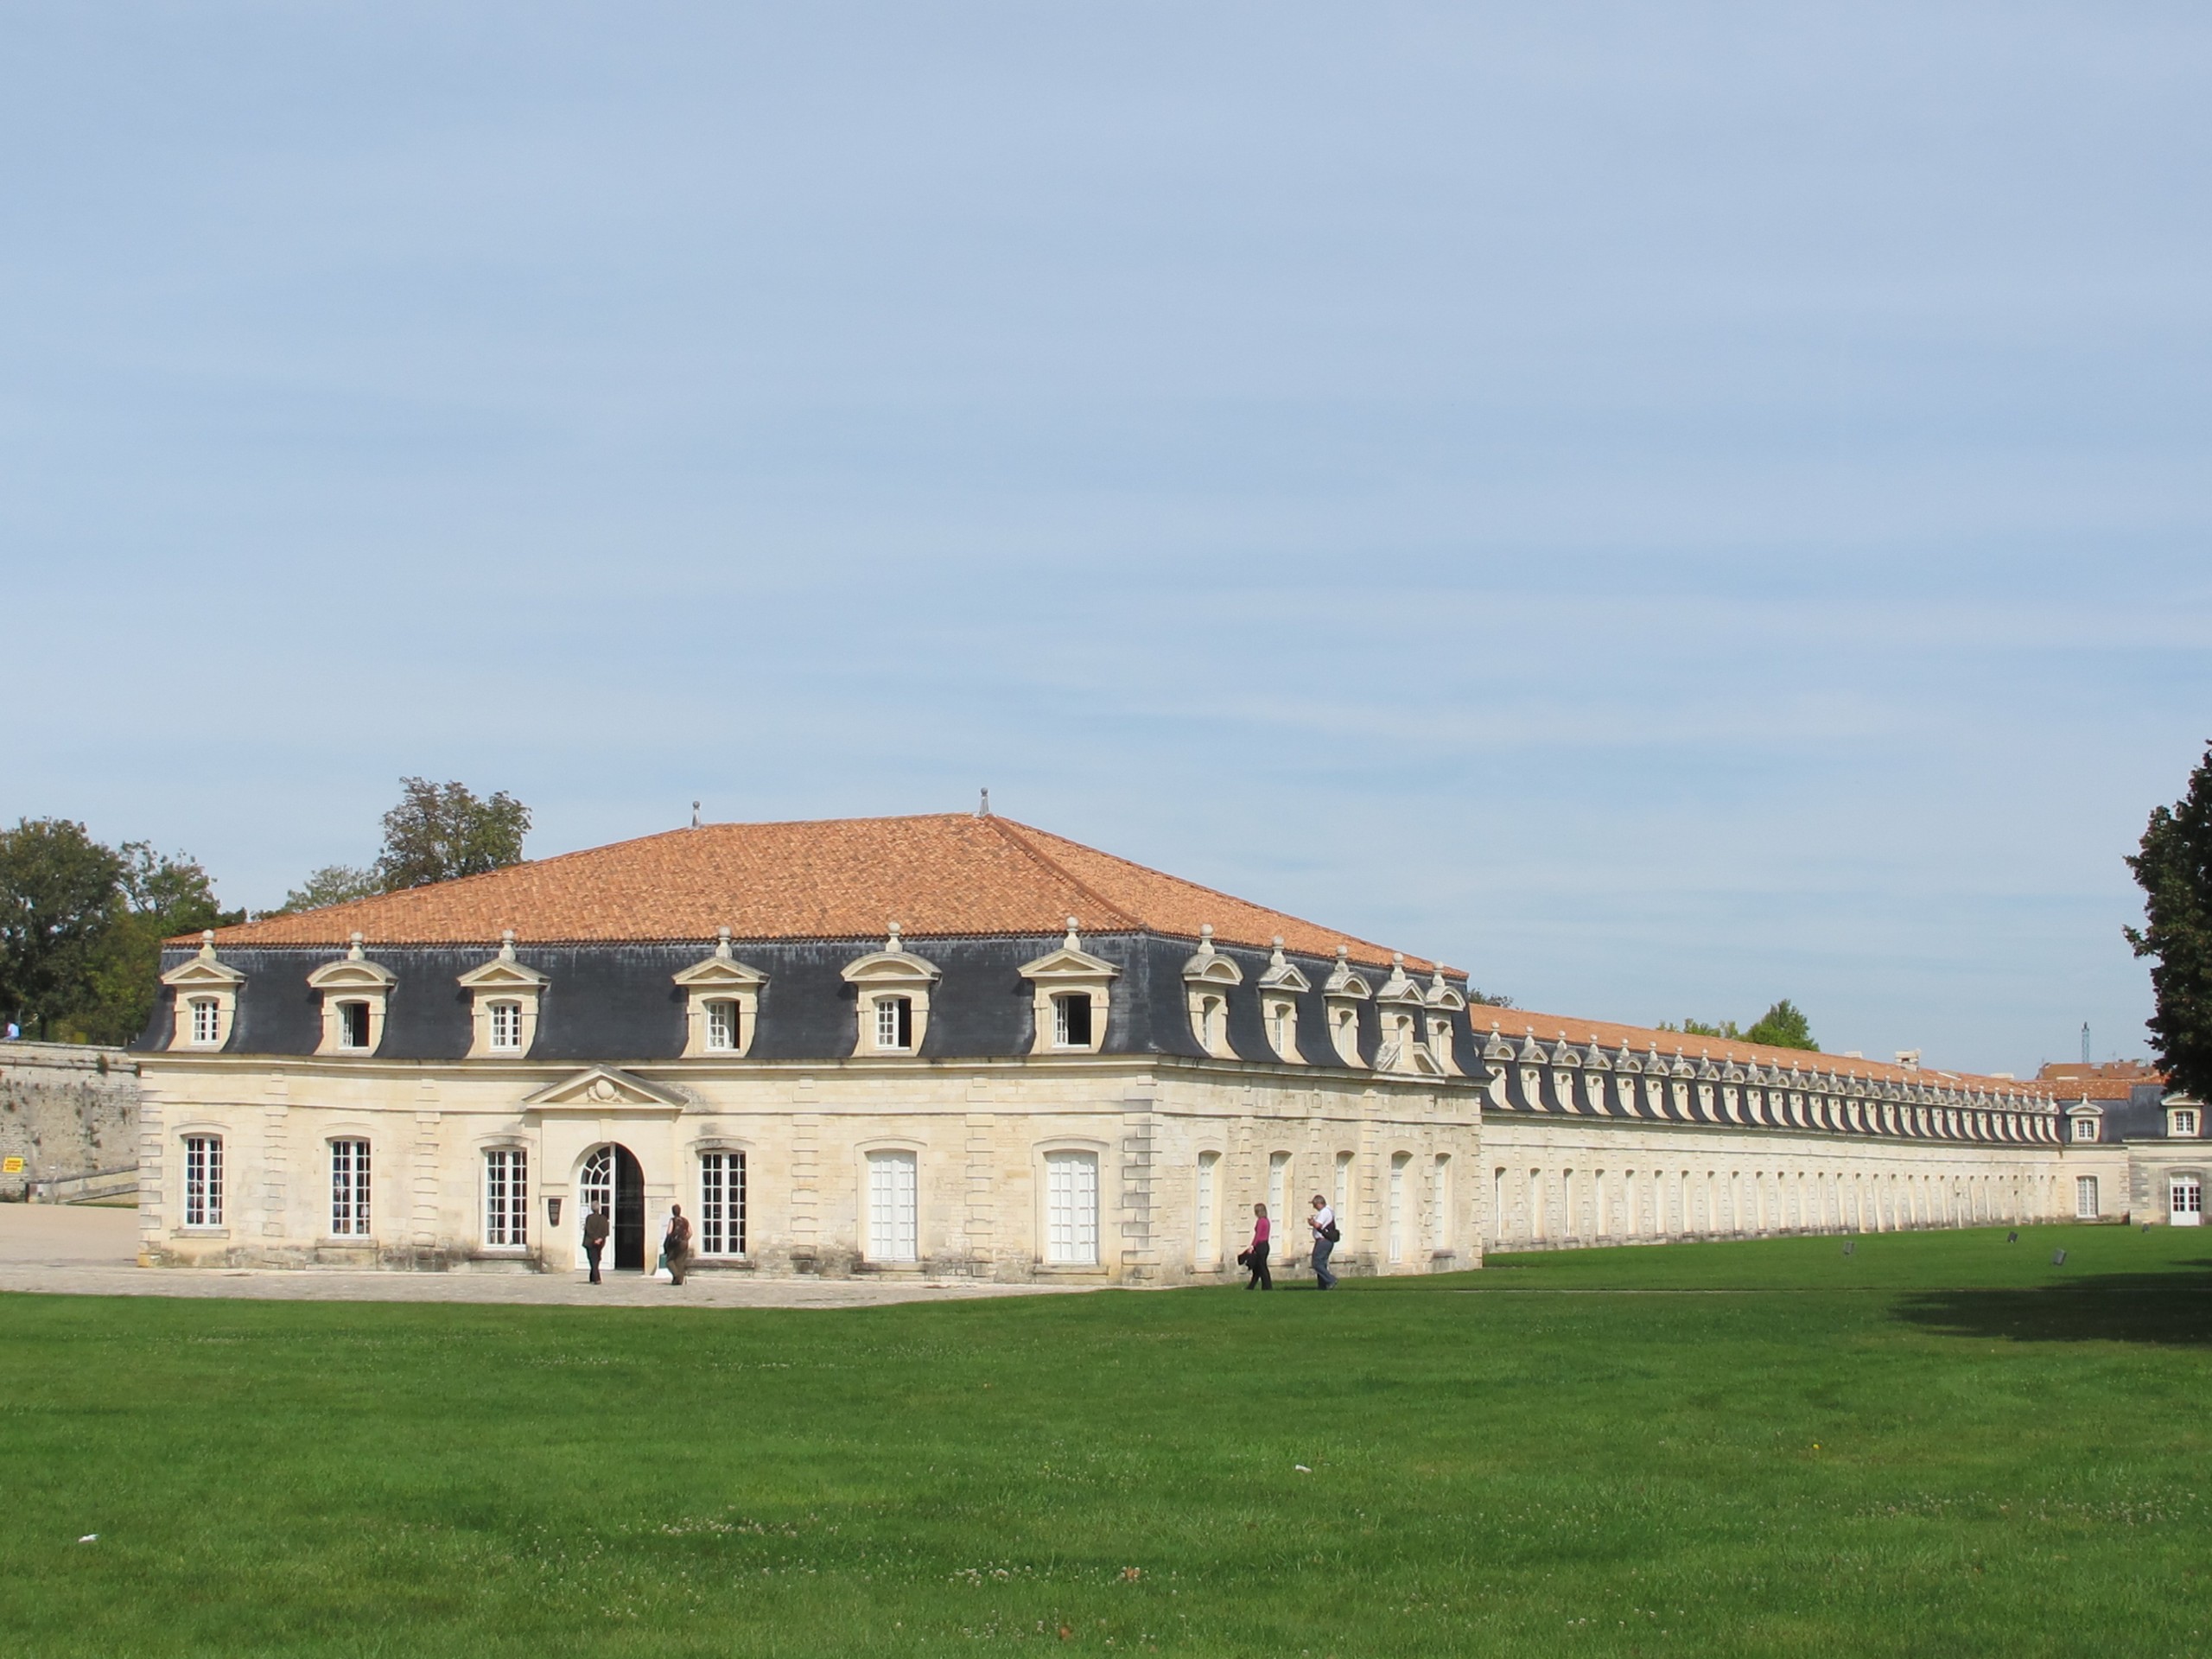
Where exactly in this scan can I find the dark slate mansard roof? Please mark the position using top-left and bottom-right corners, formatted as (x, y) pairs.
(142, 931), (1491, 1077)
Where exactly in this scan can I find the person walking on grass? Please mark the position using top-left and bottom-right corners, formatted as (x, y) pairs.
(664, 1203), (692, 1287)
(1308, 1192), (1338, 1290)
(582, 1203), (610, 1284)
(1245, 1203), (1272, 1290)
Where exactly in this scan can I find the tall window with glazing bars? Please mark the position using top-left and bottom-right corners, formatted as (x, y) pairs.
(700, 1151), (746, 1255)
(330, 1138), (371, 1236)
(484, 1148), (528, 1247)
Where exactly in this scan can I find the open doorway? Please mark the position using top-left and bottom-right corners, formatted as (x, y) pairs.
(580, 1144), (648, 1269)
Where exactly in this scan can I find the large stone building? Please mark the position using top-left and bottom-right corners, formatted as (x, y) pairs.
(134, 810), (2101, 1281)
(137, 812), (1485, 1281)
(2035, 1062), (2207, 1229)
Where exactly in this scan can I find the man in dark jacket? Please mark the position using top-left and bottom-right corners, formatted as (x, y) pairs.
(582, 1204), (610, 1284)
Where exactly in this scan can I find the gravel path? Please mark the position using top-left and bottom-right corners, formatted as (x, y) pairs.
(0, 1205), (1090, 1309)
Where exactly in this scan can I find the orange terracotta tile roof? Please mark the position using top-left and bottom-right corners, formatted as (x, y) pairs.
(1471, 1007), (2049, 1100)
(191, 813), (1446, 971)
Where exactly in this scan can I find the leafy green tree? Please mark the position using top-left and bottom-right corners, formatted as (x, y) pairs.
(0, 818), (124, 1038)
(375, 779), (531, 891)
(70, 844), (239, 1045)
(1743, 999), (1818, 1052)
(1659, 1018), (1740, 1039)
(2127, 742), (2212, 1100)
(270, 864), (383, 916)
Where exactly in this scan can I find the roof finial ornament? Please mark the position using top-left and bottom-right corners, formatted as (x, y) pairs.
(499, 928), (518, 963)
(886, 921), (903, 954)
(348, 931), (365, 962)
(691, 800), (701, 830)
(977, 787), (990, 818)
(1064, 916), (1081, 950)
(715, 925), (733, 960)
(198, 928), (217, 962)
(1268, 934), (1287, 970)
(1196, 923), (1215, 957)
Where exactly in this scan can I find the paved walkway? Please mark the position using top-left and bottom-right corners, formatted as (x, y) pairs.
(0, 1205), (1088, 1309)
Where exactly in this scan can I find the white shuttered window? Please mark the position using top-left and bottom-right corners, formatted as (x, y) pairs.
(1045, 1151), (1099, 1265)
(867, 1150), (918, 1262)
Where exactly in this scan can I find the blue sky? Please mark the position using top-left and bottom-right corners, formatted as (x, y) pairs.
(3, 4), (2207, 1073)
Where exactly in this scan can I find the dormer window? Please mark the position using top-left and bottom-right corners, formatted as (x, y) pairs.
(1255, 938), (1310, 1065)
(2072, 1116), (2099, 1144)
(676, 928), (769, 1058)
(1052, 993), (1092, 1048)
(875, 995), (914, 1051)
(459, 932), (548, 1060)
(309, 933), (396, 1058)
(162, 930), (244, 1052)
(1321, 945), (1371, 1069)
(842, 925), (941, 1058)
(2172, 1107), (2200, 1138)
(1194, 994), (1226, 1054)
(1018, 920), (1118, 1057)
(1180, 925), (1243, 1060)
(705, 1000), (741, 1052)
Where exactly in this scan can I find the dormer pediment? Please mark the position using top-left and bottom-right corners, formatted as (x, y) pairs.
(1323, 947), (1371, 1001)
(673, 931), (770, 990)
(1422, 969), (1465, 1013)
(524, 1065), (690, 1111)
(162, 941), (245, 989)
(1376, 955), (1424, 1006)
(459, 941), (549, 991)
(307, 944), (397, 993)
(1181, 926), (1244, 988)
(841, 924), (942, 986)
(1256, 938), (1312, 995)
(1019, 921), (1122, 983)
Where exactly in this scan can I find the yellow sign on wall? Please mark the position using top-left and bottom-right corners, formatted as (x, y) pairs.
(2, 1157), (23, 1174)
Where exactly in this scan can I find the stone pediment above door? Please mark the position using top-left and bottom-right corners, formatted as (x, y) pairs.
(524, 1066), (690, 1112)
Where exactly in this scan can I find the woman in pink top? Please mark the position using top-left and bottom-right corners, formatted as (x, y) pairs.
(1244, 1203), (1273, 1290)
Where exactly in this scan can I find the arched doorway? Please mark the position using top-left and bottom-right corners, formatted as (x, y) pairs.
(580, 1144), (647, 1270)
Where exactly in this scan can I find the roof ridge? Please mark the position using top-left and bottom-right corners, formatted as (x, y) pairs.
(1004, 817), (1414, 960)
(980, 816), (1143, 931)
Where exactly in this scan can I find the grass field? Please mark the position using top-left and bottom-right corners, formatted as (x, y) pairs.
(3, 1224), (2209, 1656)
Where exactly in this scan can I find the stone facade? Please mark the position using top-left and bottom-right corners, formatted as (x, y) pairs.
(0, 1042), (140, 1199)
(134, 1052), (1478, 1280)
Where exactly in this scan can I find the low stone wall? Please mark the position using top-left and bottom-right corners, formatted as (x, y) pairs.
(0, 1042), (140, 1199)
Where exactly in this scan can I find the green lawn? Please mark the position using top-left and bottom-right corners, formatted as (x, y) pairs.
(3, 1225), (2209, 1656)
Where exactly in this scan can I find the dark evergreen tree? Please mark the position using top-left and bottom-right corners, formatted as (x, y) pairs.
(2127, 742), (2212, 1099)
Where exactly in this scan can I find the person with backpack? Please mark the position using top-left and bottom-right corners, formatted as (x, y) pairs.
(1308, 1192), (1339, 1289)
(663, 1203), (692, 1286)
(1243, 1203), (1272, 1290)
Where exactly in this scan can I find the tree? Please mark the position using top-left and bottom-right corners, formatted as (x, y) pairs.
(1743, 999), (1818, 1052)
(0, 819), (124, 1038)
(72, 845), (239, 1045)
(1468, 989), (1513, 1009)
(2127, 742), (2212, 1100)
(1656, 1004), (1818, 1049)
(375, 779), (531, 891)
(270, 864), (383, 916)
(1659, 1018), (1740, 1039)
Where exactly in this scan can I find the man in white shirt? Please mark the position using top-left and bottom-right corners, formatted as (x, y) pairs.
(1308, 1193), (1338, 1290)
